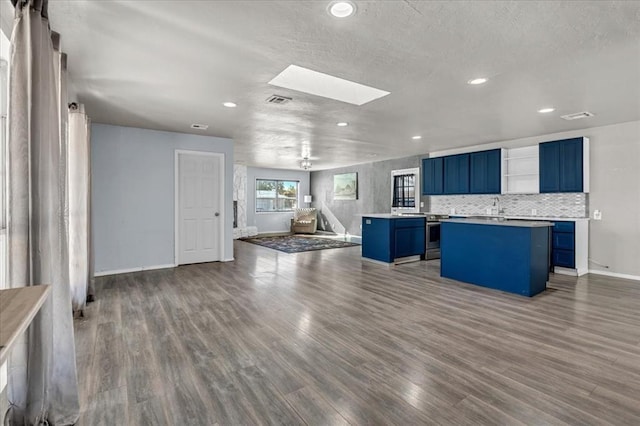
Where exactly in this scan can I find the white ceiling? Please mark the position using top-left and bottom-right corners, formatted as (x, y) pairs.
(45, 0), (640, 170)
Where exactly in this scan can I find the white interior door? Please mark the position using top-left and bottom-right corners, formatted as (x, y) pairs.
(177, 152), (222, 265)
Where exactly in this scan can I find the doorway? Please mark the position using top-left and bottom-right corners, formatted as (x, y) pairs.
(175, 150), (224, 265)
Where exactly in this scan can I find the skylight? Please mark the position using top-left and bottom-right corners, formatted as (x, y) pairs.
(268, 65), (390, 106)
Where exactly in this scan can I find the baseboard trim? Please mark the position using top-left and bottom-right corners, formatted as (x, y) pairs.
(588, 269), (640, 282)
(222, 258), (235, 262)
(553, 267), (577, 277)
(94, 263), (176, 277)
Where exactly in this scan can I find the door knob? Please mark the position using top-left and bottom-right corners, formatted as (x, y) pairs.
(215, 212), (220, 217)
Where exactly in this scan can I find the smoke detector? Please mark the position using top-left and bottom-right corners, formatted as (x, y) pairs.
(191, 123), (209, 130)
(266, 94), (292, 104)
(560, 111), (594, 121)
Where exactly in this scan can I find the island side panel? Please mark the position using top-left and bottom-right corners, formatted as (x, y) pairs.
(441, 222), (547, 296)
(362, 217), (393, 263)
(529, 226), (551, 296)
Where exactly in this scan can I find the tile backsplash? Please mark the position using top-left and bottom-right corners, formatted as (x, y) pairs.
(427, 193), (588, 218)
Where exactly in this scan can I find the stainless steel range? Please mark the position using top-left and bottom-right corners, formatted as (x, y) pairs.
(425, 214), (449, 260)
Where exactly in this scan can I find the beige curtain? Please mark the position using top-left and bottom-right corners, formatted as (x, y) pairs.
(7, 0), (80, 423)
(68, 103), (92, 311)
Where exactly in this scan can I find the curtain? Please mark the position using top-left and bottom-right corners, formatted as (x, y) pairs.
(68, 103), (92, 311)
(7, 0), (80, 424)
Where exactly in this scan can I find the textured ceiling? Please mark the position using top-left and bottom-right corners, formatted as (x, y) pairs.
(45, 0), (640, 170)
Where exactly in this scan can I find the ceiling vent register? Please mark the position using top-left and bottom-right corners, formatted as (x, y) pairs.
(560, 111), (594, 121)
(266, 94), (292, 104)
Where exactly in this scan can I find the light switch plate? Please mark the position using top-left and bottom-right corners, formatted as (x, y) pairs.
(531, 208), (537, 216)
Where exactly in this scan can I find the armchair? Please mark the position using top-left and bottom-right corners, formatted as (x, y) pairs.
(290, 208), (318, 234)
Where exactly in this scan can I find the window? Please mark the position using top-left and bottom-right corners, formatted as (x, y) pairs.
(256, 179), (299, 212)
(393, 174), (416, 208)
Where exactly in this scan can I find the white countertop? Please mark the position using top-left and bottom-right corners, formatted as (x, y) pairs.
(429, 213), (589, 221)
(361, 212), (588, 221)
(441, 218), (554, 228)
(361, 213), (426, 219)
(504, 215), (589, 221)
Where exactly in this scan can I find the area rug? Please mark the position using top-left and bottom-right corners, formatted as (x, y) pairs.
(241, 235), (360, 253)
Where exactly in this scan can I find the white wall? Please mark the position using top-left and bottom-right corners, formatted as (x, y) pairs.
(429, 120), (640, 278)
(91, 124), (234, 273)
(246, 167), (310, 234)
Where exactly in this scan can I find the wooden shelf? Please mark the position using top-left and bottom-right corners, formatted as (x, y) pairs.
(0, 285), (50, 365)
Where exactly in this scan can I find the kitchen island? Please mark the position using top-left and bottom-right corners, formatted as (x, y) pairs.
(440, 218), (553, 296)
(361, 214), (425, 264)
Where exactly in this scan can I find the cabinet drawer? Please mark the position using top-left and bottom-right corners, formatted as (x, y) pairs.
(553, 221), (575, 233)
(553, 249), (575, 268)
(394, 218), (425, 229)
(553, 233), (575, 250)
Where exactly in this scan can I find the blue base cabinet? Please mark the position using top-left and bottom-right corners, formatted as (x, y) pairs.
(551, 221), (575, 268)
(362, 217), (425, 263)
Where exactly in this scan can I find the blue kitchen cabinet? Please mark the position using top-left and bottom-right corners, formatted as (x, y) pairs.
(422, 157), (444, 195)
(551, 221), (575, 268)
(443, 153), (470, 194)
(470, 149), (501, 194)
(540, 138), (584, 193)
(394, 218), (426, 258)
(362, 216), (425, 263)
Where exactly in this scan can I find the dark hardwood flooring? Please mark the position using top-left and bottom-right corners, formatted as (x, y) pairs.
(75, 241), (640, 425)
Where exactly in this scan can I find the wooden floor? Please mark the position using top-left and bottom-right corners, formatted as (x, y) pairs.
(75, 241), (640, 425)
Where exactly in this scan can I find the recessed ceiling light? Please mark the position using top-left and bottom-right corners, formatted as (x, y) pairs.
(328, 1), (356, 18)
(269, 64), (390, 106)
(538, 107), (555, 113)
(412, 135), (422, 140)
(337, 122), (349, 127)
(467, 78), (488, 85)
(223, 102), (237, 108)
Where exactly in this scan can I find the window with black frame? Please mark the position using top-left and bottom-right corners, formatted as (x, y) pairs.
(392, 174), (416, 208)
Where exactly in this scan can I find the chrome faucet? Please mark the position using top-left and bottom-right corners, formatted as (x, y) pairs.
(492, 197), (504, 215)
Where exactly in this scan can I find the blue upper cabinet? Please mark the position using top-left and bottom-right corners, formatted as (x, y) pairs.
(444, 153), (470, 194)
(470, 149), (501, 194)
(540, 137), (584, 193)
(422, 157), (444, 195)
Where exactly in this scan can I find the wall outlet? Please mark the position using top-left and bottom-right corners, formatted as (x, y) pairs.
(420, 201), (424, 208)
(593, 210), (602, 220)
(486, 208), (492, 215)
(450, 208), (456, 215)
(531, 208), (537, 216)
